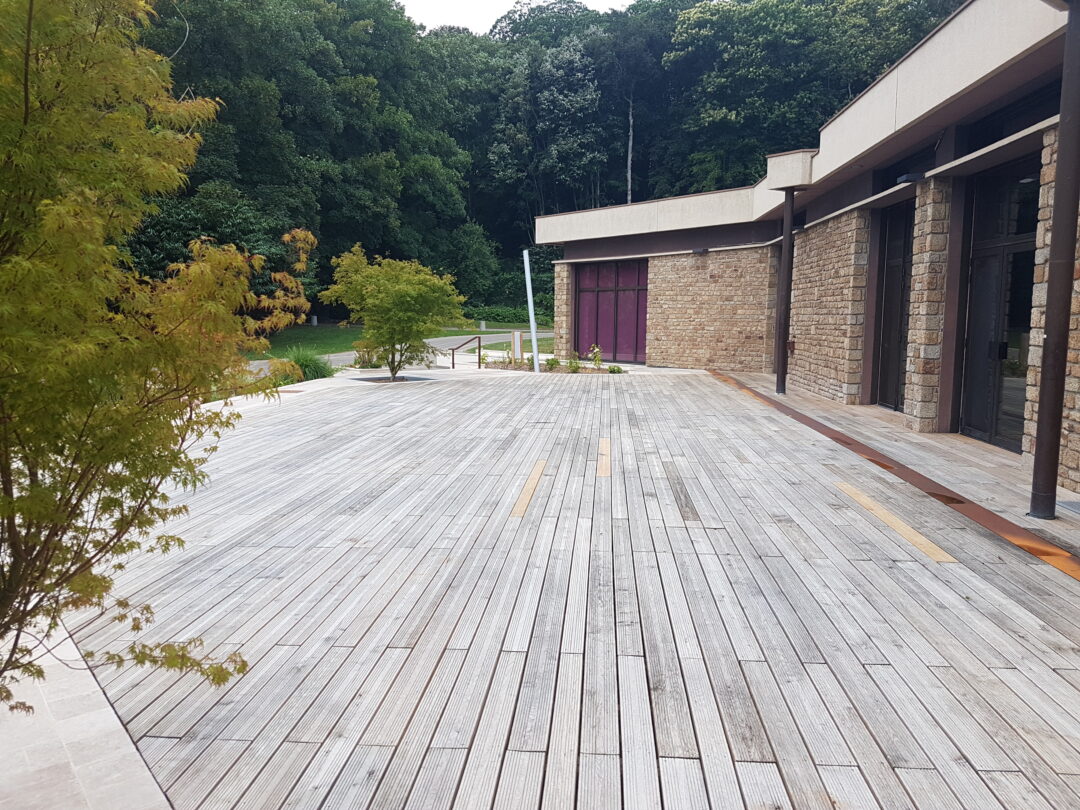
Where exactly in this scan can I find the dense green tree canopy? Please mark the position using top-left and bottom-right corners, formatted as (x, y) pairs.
(131, 0), (964, 316)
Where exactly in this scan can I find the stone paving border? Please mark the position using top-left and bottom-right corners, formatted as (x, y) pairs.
(0, 632), (169, 810)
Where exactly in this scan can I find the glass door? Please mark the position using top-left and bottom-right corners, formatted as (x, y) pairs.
(961, 249), (1003, 442)
(959, 156), (1038, 452)
(995, 247), (1034, 450)
(875, 201), (915, 410)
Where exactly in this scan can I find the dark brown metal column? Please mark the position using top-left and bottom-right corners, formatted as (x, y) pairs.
(775, 188), (796, 394)
(1031, 0), (1080, 519)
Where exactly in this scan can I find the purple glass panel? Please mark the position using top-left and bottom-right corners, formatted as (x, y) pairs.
(576, 290), (596, 358)
(636, 285), (648, 363)
(574, 260), (648, 364)
(596, 290), (616, 359)
(616, 289), (638, 362)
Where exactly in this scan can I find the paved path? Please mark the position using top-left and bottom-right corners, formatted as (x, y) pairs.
(68, 369), (1080, 809)
(250, 332), (553, 375)
(426, 331), (553, 353)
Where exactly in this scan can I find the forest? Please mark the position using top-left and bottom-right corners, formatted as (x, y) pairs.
(132, 0), (965, 318)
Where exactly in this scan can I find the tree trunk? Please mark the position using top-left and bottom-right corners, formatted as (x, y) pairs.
(626, 96), (634, 205)
(388, 346), (401, 381)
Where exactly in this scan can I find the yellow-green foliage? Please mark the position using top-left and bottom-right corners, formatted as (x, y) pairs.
(320, 246), (467, 381)
(0, 0), (309, 710)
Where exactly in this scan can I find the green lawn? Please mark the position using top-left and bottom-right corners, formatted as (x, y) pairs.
(470, 337), (555, 354)
(264, 324), (365, 358)
(440, 321), (548, 335)
(262, 322), (550, 359)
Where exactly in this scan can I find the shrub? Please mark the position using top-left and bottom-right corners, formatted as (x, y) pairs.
(608, 365), (625, 374)
(567, 352), (581, 373)
(354, 344), (382, 369)
(589, 344), (604, 369)
(282, 346), (335, 382)
(545, 357), (561, 370)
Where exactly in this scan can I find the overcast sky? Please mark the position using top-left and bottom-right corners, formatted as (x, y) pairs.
(400, 0), (628, 34)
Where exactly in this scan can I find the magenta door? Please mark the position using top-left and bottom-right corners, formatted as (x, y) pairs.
(575, 260), (647, 363)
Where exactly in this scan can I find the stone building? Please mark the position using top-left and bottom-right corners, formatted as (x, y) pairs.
(536, 0), (1080, 488)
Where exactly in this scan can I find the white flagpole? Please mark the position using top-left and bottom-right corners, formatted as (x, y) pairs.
(523, 250), (541, 374)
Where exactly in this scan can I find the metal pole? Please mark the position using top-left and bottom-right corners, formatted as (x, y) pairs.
(1031, 0), (1080, 519)
(523, 250), (542, 374)
(775, 188), (796, 394)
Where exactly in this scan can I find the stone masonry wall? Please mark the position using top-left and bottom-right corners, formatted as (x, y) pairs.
(788, 210), (870, 404)
(903, 178), (952, 432)
(553, 262), (573, 359)
(646, 246), (777, 370)
(1025, 126), (1080, 491)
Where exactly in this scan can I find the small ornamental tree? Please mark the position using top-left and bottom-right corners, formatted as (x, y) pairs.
(0, 0), (309, 710)
(321, 246), (467, 381)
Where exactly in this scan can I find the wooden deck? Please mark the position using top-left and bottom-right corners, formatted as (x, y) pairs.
(70, 368), (1080, 810)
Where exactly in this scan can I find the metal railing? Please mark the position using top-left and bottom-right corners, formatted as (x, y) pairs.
(449, 336), (482, 369)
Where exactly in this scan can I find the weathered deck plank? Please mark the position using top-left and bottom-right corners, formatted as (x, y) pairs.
(68, 368), (1080, 809)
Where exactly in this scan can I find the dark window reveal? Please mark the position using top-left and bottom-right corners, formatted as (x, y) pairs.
(964, 80), (1061, 154)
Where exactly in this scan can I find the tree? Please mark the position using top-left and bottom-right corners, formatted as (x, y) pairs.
(431, 222), (500, 305)
(128, 181), (321, 298)
(320, 246), (466, 381)
(128, 0), (967, 319)
(142, 0), (477, 278)
(0, 0), (309, 710)
(491, 0), (600, 45)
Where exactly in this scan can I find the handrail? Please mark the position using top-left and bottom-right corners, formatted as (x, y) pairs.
(450, 335), (482, 369)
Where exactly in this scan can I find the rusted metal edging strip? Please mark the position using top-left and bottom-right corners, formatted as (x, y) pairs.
(710, 372), (1080, 580)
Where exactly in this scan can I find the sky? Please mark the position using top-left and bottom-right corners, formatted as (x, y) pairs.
(400, 0), (628, 35)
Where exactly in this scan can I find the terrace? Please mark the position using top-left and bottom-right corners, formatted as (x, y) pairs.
(7, 365), (1080, 809)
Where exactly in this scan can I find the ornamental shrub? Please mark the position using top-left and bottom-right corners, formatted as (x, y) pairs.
(281, 346), (335, 383)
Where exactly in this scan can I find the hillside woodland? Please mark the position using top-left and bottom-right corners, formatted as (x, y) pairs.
(132, 0), (966, 316)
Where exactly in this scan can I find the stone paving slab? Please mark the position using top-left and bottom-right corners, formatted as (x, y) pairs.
(0, 634), (169, 810)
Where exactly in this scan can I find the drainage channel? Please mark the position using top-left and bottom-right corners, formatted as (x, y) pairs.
(710, 371), (1080, 581)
